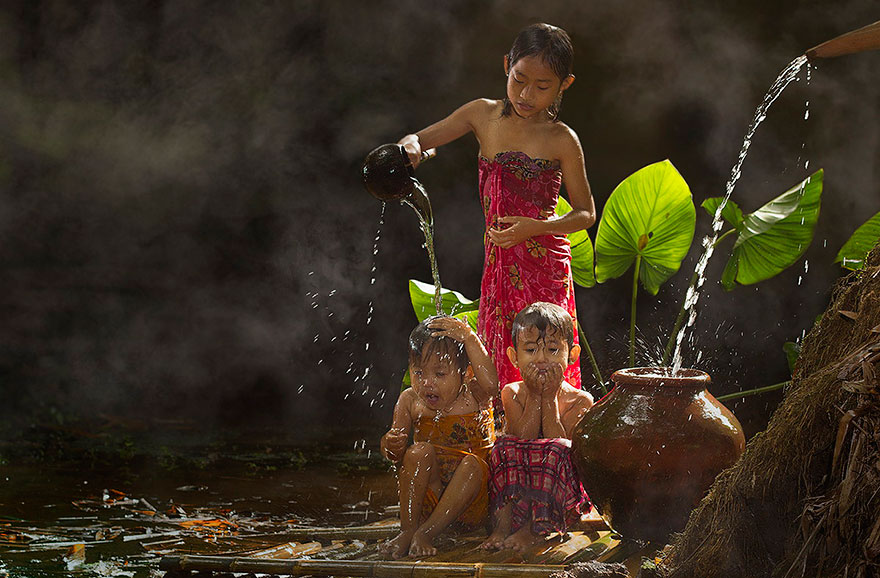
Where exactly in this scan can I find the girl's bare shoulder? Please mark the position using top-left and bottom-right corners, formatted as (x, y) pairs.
(464, 98), (503, 124)
(548, 121), (582, 146)
(471, 98), (503, 112)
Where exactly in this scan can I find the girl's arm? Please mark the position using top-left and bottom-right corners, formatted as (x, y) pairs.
(398, 99), (491, 167)
(426, 316), (499, 403)
(487, 127), (597, 248)
(554, 127), (597, 232)
(380, 389), (415, 463)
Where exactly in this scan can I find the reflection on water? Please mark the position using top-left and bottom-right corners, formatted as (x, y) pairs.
(0, 446), (396, 577)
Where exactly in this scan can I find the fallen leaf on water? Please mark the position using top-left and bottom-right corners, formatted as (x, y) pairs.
(178, 519), (239, 535)
(63, 543), (86, 570)
(0, 530), (31, 544)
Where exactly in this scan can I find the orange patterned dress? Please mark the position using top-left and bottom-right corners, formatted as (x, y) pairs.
(413, 407), (495, 528)
(477, 151), (582, 390)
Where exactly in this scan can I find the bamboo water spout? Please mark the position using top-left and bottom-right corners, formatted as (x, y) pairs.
(806, 19), (880, 60)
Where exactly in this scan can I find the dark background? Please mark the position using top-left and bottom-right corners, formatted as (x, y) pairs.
(0, 1), (877, 445)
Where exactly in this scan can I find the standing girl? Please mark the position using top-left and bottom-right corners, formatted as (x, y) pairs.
(399, 23), (596, 391)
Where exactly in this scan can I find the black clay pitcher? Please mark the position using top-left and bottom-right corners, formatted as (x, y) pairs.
(362, 143), (433, 227)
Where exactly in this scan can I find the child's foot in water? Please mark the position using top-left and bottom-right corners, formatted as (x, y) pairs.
(379, 531), (414, 559)
(408, 531), (437, 558)
(502, 524), (543, 552)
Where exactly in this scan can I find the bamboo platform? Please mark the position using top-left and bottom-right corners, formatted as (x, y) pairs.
(159, 517), (656, 577)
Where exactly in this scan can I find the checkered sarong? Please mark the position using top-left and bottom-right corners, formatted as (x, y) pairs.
(488, 436), (589, 535)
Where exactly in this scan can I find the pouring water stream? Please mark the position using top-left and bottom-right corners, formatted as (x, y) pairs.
(669, 55), (809, 374)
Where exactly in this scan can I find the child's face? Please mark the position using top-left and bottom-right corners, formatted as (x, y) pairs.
(504, 54), (573, 120)
(409, 350), (465, 411)
(508, 326), (574, 384)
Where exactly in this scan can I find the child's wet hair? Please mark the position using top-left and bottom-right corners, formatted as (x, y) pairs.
(511, 302), (574, 349)
(408, 316), (469, 372)
(502, 23), (573, 120)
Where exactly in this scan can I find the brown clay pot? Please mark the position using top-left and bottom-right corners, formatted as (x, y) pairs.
(571, 367), (745, 542)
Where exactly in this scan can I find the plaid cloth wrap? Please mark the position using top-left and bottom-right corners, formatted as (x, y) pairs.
(488, 436), (590, 535)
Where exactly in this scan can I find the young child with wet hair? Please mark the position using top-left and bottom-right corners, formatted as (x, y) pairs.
(480, 302), (593, 551)
(379, 315), (499, 559)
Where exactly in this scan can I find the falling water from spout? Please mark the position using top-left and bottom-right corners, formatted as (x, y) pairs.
(670, 55), (808, 373)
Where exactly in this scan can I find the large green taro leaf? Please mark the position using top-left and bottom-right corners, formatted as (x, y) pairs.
(556, 196), (596, 288)
(836, 210), (880, 271)
(702, 169), (823, 290)
(595, 160), (695, 295)
(409, 279), (478, 322)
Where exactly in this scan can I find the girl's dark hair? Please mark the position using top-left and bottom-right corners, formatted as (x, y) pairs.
(511, 302), (575, 350)
(502, 23), (574, 121)
(408, 316), (469, 373)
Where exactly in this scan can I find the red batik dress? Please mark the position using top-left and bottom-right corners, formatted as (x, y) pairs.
(477, 151), (582, 390)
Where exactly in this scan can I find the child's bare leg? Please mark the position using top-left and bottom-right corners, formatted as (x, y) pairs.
(479, 502), (512, 549)
(502, 510), (543, 552)
(380, 443), (440, 559)
(408, 454), (484, 557)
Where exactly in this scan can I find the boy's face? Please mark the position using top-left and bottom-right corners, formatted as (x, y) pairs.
(507, 326), (578, 389)
(410, 350), (465, 411)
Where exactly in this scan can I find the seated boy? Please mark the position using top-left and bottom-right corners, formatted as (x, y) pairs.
(379, 315), (499, 558)
(480, 302), (594, 551)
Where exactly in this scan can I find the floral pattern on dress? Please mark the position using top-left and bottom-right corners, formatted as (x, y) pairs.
(508, 264), (523, 290)
(526, 239), (547, 259)
(477, 151), (582, 390)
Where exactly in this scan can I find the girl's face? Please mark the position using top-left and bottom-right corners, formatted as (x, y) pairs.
(504, 54), (573, 120)
(409, 351), (465, 411)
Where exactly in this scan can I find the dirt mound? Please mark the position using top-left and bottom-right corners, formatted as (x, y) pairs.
(654, 243), (880, 578)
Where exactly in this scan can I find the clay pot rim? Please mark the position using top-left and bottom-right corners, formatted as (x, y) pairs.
(611, 366), (711, 388)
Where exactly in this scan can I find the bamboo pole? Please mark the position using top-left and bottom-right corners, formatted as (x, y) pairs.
(274, 525), (400, 542)
(246, 541), (323, 559)
(159, 555), (567, 578)
(806, 20), (880, 60)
